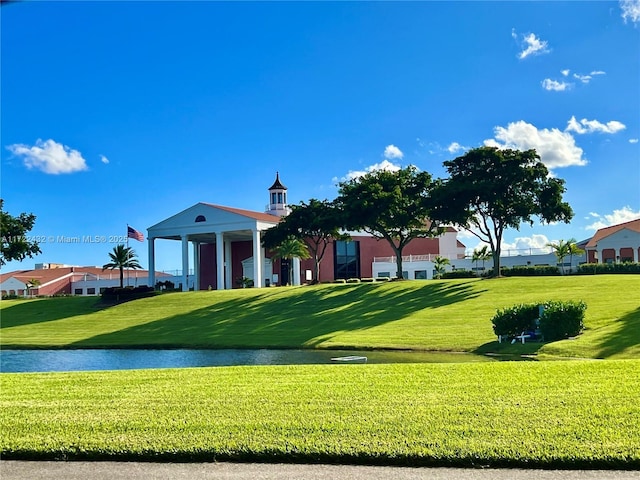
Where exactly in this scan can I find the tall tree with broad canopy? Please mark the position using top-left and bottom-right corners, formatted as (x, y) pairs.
(336, 165), (442, 280)
(102, 244), (142, 288)
(431, 147), (573, 277)
(262, 199), (347, 284)
(0, 199), (42, 267)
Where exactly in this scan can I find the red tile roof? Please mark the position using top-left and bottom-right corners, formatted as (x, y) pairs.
(201, 203), (283, 224)
(585, 218), (640, 248)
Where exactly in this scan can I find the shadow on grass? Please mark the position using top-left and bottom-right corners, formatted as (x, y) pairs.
(595, 306), (640, 358)
(70, 282), (482, 349)
(0, 297), (106, 329)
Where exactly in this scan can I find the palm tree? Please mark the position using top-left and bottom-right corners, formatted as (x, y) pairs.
(567, 239), (585, 274)
(102, 244), (142, 288)
(547, 239), (572, 275)
(25, 278), (40, 297)
(433, 255), (450, 279)
(471, 245), (490, 276)
(270, 236), (310, 286)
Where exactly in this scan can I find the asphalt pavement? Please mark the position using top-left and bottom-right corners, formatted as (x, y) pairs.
(2, 461), (640, 480)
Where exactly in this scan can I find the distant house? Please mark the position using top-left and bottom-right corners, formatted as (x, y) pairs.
(0, 263), (170, 297)
(585, 218), (640, 264)
(147, 173), (466, 290)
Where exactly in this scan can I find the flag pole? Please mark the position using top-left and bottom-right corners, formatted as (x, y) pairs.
(126, 224), (130, 287)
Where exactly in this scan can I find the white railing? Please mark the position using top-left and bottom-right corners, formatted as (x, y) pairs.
(373, 254), (458, 263)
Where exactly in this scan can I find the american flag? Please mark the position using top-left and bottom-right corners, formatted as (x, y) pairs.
(127, 225), (144, 242)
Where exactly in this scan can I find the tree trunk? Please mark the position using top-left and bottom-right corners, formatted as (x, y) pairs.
(119, 268), (124, 288)
(492, 252), (501, 277)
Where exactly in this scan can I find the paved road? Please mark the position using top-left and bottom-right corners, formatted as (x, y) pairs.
(2, 461), (640, 480)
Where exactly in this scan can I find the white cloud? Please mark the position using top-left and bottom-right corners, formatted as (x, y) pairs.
(340, 159), (402, 181)
(565, 116), (626, 134)
(100, 154), (110, 164)
(447, 142), (466, 154)
(517, 32), (550, 59)
(6, 139), (88, 174)
(383, 144), (404, 160)
(561, 69), (570, 77)
(542, 78), (572, 91)
(501, 234), (553, 256)
(590, 70), (606, 76)
(484, 120), (586, 169)
(620, 0), (640, 23)
(573, 73), (592, 83)
(630, 138), (639, 143)
(586, 206), (640, 231)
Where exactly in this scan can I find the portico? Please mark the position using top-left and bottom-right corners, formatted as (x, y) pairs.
(147, 203), (282, 291)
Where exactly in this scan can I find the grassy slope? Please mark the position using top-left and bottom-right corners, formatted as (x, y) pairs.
(1, 275), (639, 359)
(1, 361), (638, 467)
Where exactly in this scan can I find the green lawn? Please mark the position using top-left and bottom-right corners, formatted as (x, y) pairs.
(2, 276), (639, 359)
(1, 360), (638, 467)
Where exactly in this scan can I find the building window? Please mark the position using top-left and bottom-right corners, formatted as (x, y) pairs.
(334, 240), (360, 279)
(377, 272), (390, 278)
(271, 192), (277, 204)
(99, 287), (107, 294)
(195, 215), (206, 222)
(415, 270), (427, 280)
(277, 192), (283, 203)
(87, 288), (96, 295)
(74, 288), (83, 295)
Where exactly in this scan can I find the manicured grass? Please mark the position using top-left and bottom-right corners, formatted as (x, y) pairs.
(1, 275), (639, 358)
(1, 360), (638, 468)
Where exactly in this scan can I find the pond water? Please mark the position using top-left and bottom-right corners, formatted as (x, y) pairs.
(0, 348), (497, 373)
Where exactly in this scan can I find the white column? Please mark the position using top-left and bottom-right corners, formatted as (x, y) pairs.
(292, 257), (301, 286)
(634, 247), (638, 263)
(225, 239), (232, 290)
(216, 232), (225, 290)
(181, 234), (189, 292)
(252, 229), (262, 288)
(193, 242), (200, 291)
(148, 237), (155, 288)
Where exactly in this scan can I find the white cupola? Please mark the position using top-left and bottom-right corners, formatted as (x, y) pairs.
(266, 172), (290, 217)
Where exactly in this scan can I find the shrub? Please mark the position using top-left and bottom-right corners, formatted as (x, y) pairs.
(101, 286), (155, 304)
(501, 265), (561, 277)
(333, 279), (346, 284)
(442, 270), (476, 279)
(539, 300), (586, 341)
(576, 262), (640, 275)
(361, 278), (375, 283)
(491, 304), (540, 337)
(346, 278), (361, 284)
(491, 301), (586, 342)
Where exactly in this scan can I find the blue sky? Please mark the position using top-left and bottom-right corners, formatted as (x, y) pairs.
(2, 1), (639, 273)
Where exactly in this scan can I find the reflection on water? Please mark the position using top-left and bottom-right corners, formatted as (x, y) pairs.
(0, 348), (497, 373)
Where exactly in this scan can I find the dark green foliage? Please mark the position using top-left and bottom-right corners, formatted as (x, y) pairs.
(430, 147), (573, 276)
(576, 262), (640, 275)
(442, 270), (476, 279)
(539, 300), (586, 341)
(336, 166), (442, 279)
(101, 286), (155, 304)
(0, 199), (41, 267)
(491, 304), (540, 336)
(491, 301), (586, 341)
(500, 265), (561, 277)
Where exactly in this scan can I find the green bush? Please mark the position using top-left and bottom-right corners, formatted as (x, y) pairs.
(491, 301), (586, 341)
(500, 265), (561, 277)
(576, 262), (640, 275)
(539, 300), (586, 341)
(346, 278), (361, 284)
(491, 304), (540, 336)
(442, 270), (476, 279)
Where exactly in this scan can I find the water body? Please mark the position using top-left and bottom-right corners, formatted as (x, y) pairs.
(0, 348), (496, 373)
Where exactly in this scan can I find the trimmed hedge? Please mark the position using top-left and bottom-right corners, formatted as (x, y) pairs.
(442, 270), (476, 279)
(539, 300), (586, 341)
(101, 286), (155, 303)
(499, 265), (561, 277)
(491, 301), (586, 341)
(576, 262), (640, 275)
